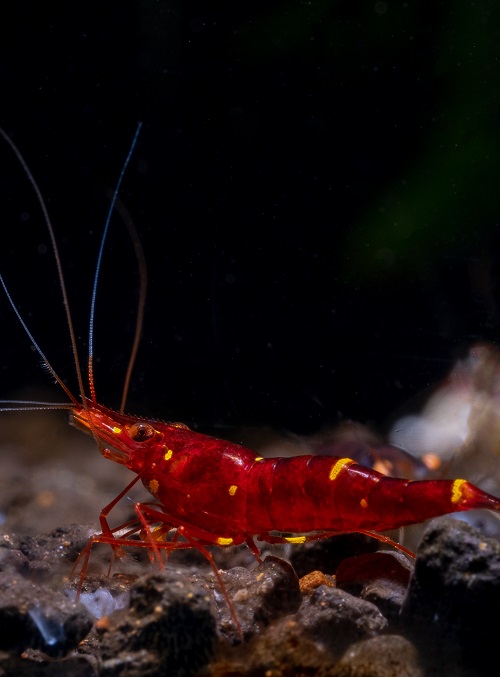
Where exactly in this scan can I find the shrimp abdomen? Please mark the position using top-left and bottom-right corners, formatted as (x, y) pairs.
(244, 455), (500, 534)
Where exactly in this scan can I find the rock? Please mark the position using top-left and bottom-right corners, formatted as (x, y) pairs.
(296, 585), (388, 657)
(200, 555), (302, 643)
(97, 569), (217, 677)
(0, 651), (96, 677)
(0, 570), (93, 657)
(401, 515), (500, 676)
(334, 634), (424, 677)
(0, 524), (94, 578)
(2, 511), (500, 675)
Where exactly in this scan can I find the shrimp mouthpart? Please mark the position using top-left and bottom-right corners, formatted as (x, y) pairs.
(70, 405), (130, 465)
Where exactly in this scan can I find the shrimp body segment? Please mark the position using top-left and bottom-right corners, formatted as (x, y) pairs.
(71, 400), (500, 546)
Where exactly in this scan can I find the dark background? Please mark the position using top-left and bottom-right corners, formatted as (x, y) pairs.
(0, 1), (499, 439)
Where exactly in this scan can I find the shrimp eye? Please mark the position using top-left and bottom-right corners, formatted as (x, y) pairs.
(129, 422), (155, 442)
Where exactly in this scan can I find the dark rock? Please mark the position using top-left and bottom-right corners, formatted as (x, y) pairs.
(199, 555), (302, 643)
(0, 651), (96, 677)
(0, 570), (93, 657)
(401, 515), (500, 676)
(0, 539), (30, 573)
(333, 634), (424, 677)
(296, 584), (388, 657)
(0, 524), (94, 579)
(97, 569), (216, 677)
(209, 618), (338, 676)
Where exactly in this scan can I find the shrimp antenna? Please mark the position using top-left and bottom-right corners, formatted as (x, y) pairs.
(0, 128), (82, 407)
(0, 400), (74, 412)
(0, 275), (77, 405)
(87, 121), (143, 403)
(106, 193), (147, 414)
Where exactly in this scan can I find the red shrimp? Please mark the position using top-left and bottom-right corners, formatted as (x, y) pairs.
(70, 400), (500, 545)
(2, 125), (500, 637)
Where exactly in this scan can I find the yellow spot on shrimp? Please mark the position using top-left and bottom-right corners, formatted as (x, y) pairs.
(228, 485), (238, 496)
(151, 526), (164, 541)
(149, 479), (159, 496)
(255, 457), (264, 462)
(164, 449), (173, 461)
(112, 426), (121, 434)
(360, 498), (368, 509)
(285, 536), (306, 544)
(217, 537), (233, 546)
(451, 479), (467, 504)
(329, 458), (354, 482)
